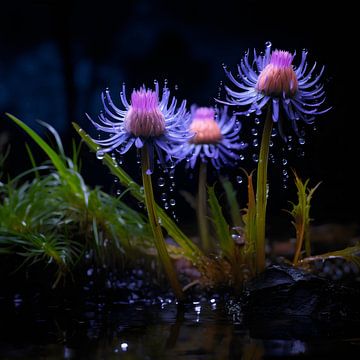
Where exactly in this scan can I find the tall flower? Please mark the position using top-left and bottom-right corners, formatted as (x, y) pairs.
(222, 42), (330, 274)
(173, 106), (246, 253)
(223, 42), (330, 137)
(87, 82), (190, 301)
(174, 106), (246, 169)
(87, 82), (191, 173)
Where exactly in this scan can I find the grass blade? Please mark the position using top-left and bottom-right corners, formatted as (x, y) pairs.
(207, 185), (233, 258)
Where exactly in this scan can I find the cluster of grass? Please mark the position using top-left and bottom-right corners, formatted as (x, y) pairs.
(0, 117), (153, 287)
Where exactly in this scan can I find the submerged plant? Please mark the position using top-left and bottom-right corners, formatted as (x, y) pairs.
(286, 171), (321, 264)
(223, 42), (330, 273)
(87, 83), (193, 300)
(174, 106), (246, 252)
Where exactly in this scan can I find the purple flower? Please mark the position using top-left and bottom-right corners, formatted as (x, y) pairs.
(87, 82), (191, 171)
(222, 42), (330, 138)
(173, 106), (246, 169)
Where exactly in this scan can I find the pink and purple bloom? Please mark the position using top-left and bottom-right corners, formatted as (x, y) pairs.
(87, 82), (191, 171)
(173, 106), (246, 169)
(222, 42), (330, 137)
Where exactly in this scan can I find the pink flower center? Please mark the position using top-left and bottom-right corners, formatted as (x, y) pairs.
(124, 89), (165, 137)
(256, 50), (298, 96)
(189, 107), (222, 144)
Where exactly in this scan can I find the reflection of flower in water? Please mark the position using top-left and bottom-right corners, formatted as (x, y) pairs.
(87, 82), (190, 172)
(223, 42), (330, 138)
(174, 106), (246, 169)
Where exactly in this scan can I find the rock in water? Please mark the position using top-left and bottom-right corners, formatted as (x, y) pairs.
(243, 265), (360, 320)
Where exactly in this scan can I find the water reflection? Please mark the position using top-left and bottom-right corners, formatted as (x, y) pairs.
(0, 298), (359, 359)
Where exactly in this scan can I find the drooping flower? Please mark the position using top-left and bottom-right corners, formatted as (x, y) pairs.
(87, 82), (191, 172)
(173, 106), (246, 169)
(222, 42), (330, 137)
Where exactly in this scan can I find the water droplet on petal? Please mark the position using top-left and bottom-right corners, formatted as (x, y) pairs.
(146, 169), (152, 175)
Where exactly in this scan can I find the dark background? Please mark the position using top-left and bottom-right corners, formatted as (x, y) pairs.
(0, 0), (357, 231)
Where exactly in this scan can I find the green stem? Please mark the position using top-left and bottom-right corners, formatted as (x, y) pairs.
(197, 161), (211, 252)
(255, 106), (273, 273)
(304, 225), (311, 258)
(293, 224), (305, 265)
(141, 145), (184, 301)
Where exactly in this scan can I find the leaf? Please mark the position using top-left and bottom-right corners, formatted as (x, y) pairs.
(299, 244), (360, 269)
(242, 170), (256, 256)
(207, 185), (233, 258)
(220, 176), (243, 227)
(287, 170), (321, 264)
(6, 114), (68, 177)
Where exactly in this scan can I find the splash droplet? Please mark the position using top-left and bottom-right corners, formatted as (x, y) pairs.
(170, 199), (176, 206)
(157, 177), (165, 187)
(236, 176), (243, 184)
(299, 137), (305, 145)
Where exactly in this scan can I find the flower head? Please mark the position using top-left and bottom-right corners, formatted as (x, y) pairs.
(174, 106), (246, 169)
(222, 42), (330, 138)
(87, 82), (191, 171)
(189, 107), (222, 144)
(124, 90), (166, 137)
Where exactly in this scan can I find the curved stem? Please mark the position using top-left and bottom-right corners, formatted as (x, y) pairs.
(197, 161), (211, 252)
(141, 145), (184, 301)
(255, 106), (273, 273)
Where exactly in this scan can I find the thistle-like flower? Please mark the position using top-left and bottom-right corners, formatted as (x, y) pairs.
(87, 82), (191, 172)
(174, 106), (246, 169)
(223, 42), (330, 137)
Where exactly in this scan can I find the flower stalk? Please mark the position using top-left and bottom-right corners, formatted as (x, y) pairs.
(255, 105), (273, 273)
(141, 144), (184, 301)
(197, 161), (211, 252)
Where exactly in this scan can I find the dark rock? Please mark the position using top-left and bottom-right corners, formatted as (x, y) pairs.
(243, 265), (360, 320)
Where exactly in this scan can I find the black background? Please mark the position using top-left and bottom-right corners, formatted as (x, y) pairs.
(0, 0), (357, 231)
